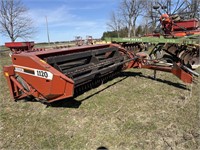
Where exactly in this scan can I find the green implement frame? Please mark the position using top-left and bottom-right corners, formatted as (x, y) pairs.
(105, 35), (200, 69)
(104, 35), (200, 45)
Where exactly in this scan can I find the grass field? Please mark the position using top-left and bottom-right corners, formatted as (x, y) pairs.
(0, 51), (200, 150)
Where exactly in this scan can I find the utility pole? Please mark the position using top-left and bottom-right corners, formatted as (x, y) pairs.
(45, 16), (50, 44)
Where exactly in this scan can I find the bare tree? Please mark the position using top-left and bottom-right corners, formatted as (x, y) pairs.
(0, 0), (35, 42)
(185, 0), (200, 19)
(144, 0), (158, 33)
(107, 11), (124, 37)
(119, 0), (145, 37)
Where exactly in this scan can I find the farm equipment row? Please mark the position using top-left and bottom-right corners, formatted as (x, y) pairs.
(105, 34), (200, 69)
(3, 41), (199, 103)
(105, 1), (200, 71)
(75, 35), (94, 46)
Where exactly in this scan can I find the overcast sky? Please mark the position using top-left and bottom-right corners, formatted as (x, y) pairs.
(1, 0), (118, 45)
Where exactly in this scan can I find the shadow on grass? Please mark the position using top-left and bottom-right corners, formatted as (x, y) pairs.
(140, 75), (190, 91)
(50, 73), (133, 108)
(49, 98), (82, 108)
(49, 71), (189, 108)
(138, 74), (189, 91)
(121, 71), (189, 90)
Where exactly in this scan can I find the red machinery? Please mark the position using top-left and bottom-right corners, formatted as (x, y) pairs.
(151, 1), (200, 38)
(75, 36), (84, 46)
(160, 13), (200, 37)
(3, 42), (199, 103)
(5, 42), (44, 54)
(86, 36), (94, 45)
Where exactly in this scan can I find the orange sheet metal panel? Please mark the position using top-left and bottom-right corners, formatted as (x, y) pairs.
(11, 53), (74, 101)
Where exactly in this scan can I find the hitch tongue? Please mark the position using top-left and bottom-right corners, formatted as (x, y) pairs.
(181, 65), (199, 77)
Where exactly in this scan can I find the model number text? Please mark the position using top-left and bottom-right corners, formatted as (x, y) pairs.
(37, 70), (48, 78)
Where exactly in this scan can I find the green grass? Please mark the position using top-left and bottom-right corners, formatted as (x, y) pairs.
(0, 52), (200, 150)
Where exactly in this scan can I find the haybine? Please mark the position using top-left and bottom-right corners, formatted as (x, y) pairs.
(3, 42), (199, 103)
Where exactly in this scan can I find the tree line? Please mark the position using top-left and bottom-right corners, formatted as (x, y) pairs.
(0, 0), (199, 42)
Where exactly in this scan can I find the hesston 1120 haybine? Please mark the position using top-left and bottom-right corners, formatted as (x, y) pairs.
(2, 1), (200, 104)
(3, 41), (199, 104)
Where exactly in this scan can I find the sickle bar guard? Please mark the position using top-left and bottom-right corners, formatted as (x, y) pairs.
(3, 42), (198, 103)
